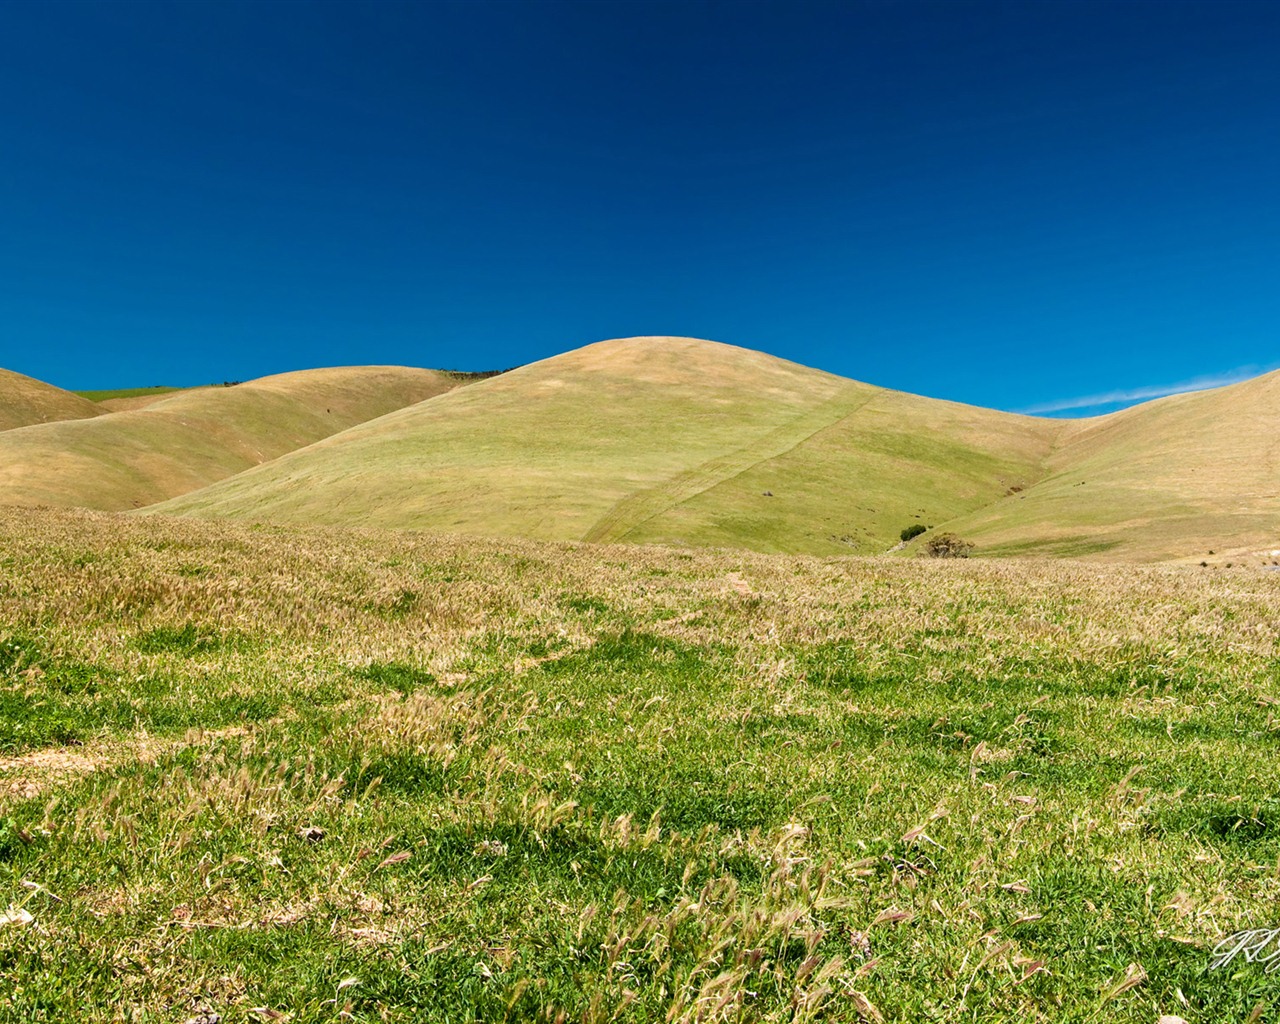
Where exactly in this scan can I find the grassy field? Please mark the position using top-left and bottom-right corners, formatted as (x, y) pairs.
(3, 507), (1280, 1021)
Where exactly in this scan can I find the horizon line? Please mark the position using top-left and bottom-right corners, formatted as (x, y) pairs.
(1016, 364), (1278, 415)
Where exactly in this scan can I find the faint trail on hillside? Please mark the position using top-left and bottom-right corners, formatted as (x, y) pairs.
(583, 384), (877, 544)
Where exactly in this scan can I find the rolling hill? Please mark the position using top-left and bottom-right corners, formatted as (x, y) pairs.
(0, 368), (105, 431)
(149, 336), (1068, 554)
(946, 368), (1280, 562)
(75, 385), (210, 412)
(11, 337), (1273, 562)
(0, 366), (461, 511)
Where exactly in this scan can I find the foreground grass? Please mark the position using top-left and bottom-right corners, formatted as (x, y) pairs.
(1, 508), (1279, 1022)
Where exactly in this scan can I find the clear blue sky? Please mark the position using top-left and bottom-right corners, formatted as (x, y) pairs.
(2, 0), (1278, 414)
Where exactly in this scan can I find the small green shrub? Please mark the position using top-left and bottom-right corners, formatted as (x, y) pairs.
(924, 533), (974, 558)
(900, 524), (928, 543)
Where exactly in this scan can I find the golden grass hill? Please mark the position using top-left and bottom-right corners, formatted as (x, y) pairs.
(4, 337), (1276, 564)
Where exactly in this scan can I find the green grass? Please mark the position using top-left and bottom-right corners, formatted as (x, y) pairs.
(0, 628), (287, 753)
(73, 385), (186, 402)
(4, 507), (1280, 1021)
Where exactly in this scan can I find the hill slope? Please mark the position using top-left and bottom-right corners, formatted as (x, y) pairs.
(75, 386), (210, 412)
(937, 369), (1280, 562)
(0, 368), (104, 431)
(150, 337), (1066, 554)
(0, 366), (460, 511)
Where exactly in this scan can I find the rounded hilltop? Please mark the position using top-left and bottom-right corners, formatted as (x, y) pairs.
(543, 335), (832, 387)
(147, 334), (1060, 557)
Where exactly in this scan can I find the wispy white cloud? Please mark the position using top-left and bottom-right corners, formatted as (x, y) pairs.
(1018, 365), (1277, 415)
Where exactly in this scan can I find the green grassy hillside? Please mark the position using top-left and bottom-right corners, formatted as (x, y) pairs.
(75, 385), (186, 402)
(152, 337), (1066, 555)
(937, 369), (1280, 563)
(0, 367), (104, 431)
(618, 385), (1061, 554)
(0, 366), (460, 511)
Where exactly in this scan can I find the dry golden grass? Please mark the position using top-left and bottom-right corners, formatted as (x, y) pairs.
(0, 365), (461, 511)
(98, 387), (211, 411)
(949, 368), (1280, 561)
(0, 367), (103, 431)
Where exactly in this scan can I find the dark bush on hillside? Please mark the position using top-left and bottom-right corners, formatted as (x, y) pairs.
(900, 524), (928, 543)
(924, 533), (974, 558)
(442, 367), (520, 381)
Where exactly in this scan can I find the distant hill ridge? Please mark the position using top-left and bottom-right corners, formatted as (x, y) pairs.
(0, 365), (460, 511)
(6, 338), (1276, 562)
(0, 367), (104, 430)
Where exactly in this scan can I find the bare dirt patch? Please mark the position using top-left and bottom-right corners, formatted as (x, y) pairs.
(0, 728), (245, 806)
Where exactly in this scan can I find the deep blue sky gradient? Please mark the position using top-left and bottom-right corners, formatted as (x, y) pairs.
(2, 0), (1278, 413)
